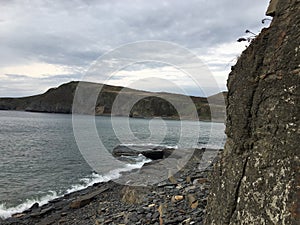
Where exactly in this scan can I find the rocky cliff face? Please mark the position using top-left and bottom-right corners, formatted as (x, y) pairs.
(205, 0), (300, 224)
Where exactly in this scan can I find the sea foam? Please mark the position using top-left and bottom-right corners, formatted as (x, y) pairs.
(0, 156), (150, 219)
(0, 191), (59, 219)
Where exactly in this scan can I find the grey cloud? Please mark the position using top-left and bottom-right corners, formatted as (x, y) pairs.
(40, 74), (82, 80)
(0, 0), (269, 67)
(0, 73), (81, 97)
(0, 0), (270, 96)
(4, 74), (31, 79)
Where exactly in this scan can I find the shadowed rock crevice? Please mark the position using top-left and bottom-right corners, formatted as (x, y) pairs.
(229, 156), (249, 222)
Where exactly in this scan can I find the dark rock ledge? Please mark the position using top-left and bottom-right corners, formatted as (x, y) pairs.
(112, 145), (175, 160)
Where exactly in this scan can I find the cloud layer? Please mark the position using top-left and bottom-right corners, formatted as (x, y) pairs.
(0, 0), (270, 97)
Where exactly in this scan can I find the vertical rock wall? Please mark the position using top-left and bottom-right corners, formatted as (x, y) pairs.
(205, 0), (300, 224)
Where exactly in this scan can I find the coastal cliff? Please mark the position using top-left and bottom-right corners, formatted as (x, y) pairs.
(205, 0), (300, 224)
(0, 81), (226, 121)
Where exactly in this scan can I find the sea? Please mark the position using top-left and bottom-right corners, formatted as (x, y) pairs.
(0, 110), (225, 218)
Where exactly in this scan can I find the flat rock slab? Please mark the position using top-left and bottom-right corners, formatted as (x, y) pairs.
(70, 187), (109, 209)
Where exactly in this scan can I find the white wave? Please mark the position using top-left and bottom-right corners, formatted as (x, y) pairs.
(66, 156), (151, 194)
(0, 191), (59, 219)
(120, 143), (178, 149)
(119, 153), (150, 162)
(0, 158), (151, 219)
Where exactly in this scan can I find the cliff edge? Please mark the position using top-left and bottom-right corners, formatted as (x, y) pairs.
(205, 0), (300, 224)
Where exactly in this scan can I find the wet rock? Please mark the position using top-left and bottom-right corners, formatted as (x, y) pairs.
(30, 202), (39, 210)
(112, 145), (175, 160)
(11, 213), (26, 218)
(29, 206), (54, 219)
(142, 150), (164, 160)
(70, 187), (108, 209)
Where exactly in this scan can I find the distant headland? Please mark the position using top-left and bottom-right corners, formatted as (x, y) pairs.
(0, 81), (227, 122)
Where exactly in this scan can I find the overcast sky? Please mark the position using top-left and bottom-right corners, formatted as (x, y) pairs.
(0, 0), (271, 97)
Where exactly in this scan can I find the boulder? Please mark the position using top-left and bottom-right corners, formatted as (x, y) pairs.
(70, 187), (108, 209)
(142, 150), (164, 160)
(121, 186), (146, 204)
(23, 202), (39, 214)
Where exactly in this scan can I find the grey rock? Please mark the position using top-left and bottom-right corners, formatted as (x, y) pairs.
(205, 0), (300, 224)
(112, 145), (174, 160)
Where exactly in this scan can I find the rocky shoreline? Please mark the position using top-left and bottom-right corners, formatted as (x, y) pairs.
(1, 148), (222, 225)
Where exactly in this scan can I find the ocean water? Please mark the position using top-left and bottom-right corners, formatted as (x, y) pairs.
(0, 111), (225, 218)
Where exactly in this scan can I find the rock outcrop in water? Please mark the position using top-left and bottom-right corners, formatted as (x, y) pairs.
(0, 81), (226, 121)
(112, 145), (175, 160)
(205, 0), (300, 224)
